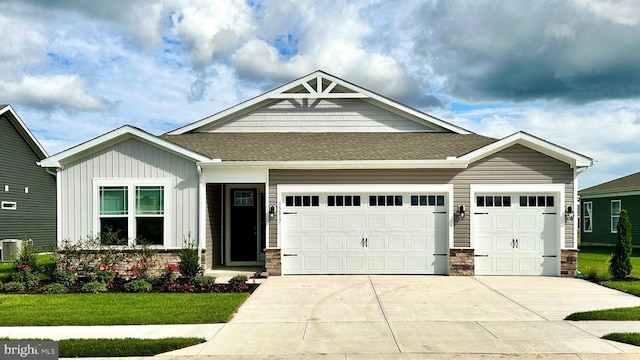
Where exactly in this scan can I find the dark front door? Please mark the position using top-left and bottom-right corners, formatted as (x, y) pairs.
(230, 188), (258, 262)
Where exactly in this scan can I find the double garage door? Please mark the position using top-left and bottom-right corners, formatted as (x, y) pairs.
(473, 193), (560, 276)
(280, 188), (449, 275)
(279, 187), (561, 276)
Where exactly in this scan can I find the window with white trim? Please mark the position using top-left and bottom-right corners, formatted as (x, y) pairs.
(96, 180), (168, 246)
(611, 200), (621, 233)
(583, 201), (592, 233)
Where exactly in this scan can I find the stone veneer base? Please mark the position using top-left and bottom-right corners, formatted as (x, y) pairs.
(449, 248), (474, 276)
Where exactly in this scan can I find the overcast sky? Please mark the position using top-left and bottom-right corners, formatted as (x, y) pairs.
(3, 0), (640, 189)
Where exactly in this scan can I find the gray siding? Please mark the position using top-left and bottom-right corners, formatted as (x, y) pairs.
(59, 138), (199, 247)
(0, 115), (56, 249)
(269, 144), (575, 248)
(203, 98), (436, 133)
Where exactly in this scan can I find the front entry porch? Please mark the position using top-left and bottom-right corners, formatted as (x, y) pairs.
(204, 183), (266, 270)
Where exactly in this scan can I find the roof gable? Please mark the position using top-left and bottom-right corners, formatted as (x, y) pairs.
(168, 71), (472, 135)
(458, 131), (593, 169)
(39, 125), (210, 168)
(0, 105), (48, 159)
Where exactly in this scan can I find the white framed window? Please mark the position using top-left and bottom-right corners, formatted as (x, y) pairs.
(94, 179), (170, 247)
(611, 200), (621, 233)
(583, 201), (592, 233)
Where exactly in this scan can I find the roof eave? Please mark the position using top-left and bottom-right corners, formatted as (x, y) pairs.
(39, 125), (210, 168)
(197, 159), (469, 169)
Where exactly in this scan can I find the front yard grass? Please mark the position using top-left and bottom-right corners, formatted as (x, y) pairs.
(578, 246), (640, 279)
(0, 293), (249, 326)
(566, 306), (640, 321)
(603, 333), (640, 347)
(1, 337), (205, 357)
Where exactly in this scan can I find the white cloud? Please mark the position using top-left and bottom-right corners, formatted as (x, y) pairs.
(169, 0), (255, 67)
(573, 0), (640, 26)
(0, 75), (111, 111)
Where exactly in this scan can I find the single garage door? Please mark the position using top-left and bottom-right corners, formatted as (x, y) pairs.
(474, 193), (559, 276)
(281, 191), (449, 275)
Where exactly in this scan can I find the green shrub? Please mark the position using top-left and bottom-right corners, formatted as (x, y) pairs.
(41, 283), (69, 294)
(610, 209), (633, 279)
(583, 265), (612, 282)
(179, 235), (201, 280)
(159, 263), (180, 284)
(12, 267), (39, 289)
(13, 240), (40, 273)
(228, 274), (249, 293)
(81, 281), (108, 293)
(93, 265), (117, 284)
(123, 279), (152, 293)
(1, 281), (25, 293)
(52, 267), (77, 287)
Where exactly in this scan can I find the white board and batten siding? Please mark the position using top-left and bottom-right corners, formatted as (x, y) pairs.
(58, 138), (199, 247)
(201, 98), (437, 133)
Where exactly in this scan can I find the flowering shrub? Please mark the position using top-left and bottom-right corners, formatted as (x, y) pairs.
(93, 263), (117, 285)
(48, 261), (77, 288)
(12, 264), (38, 290)
(160, 263), (180, 284)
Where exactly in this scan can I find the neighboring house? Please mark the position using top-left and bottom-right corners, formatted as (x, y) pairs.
(579, 171), (640, 247)
(0, 105), (56, 250)
(39, 71), (593, 276)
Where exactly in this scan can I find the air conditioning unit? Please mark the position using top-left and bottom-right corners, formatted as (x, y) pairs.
(1, 239), (22, 262)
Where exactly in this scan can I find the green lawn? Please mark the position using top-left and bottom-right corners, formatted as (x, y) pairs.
(578, 246), (640, 279)
(1, 338), (205, 357)
(603, 333), (640, 347)
(0, 293), (249, 326)
(566, 246), (640, 323)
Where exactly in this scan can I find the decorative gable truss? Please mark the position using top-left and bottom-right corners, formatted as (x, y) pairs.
(168, 70), (472, 135)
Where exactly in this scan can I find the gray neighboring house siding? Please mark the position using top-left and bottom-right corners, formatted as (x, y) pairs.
(0, 108), (56, 249)
(269, 144), (575, 249)
(58, 137), (199, 247)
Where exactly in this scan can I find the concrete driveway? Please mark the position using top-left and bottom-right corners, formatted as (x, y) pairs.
(165, 276), (640, 357)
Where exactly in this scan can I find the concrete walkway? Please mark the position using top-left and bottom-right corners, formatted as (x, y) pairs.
(2, 276), (640, 359)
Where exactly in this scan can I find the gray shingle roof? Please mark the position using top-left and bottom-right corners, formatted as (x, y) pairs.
(580, 171), (640, 194)
(161, 132), (497, 161)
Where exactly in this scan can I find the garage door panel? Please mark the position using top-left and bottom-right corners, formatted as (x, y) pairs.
(346, 256), (364, 271)
(410, 215), (427, 229)
(367, 235), (385, 250)
(367, 214), (385, 228)
(388, 214), (405, 228)
(303, 235), (321, 250)
(388, 235), (404, 249)
(284, 235), (301, 249)
(303, 215), (322, 229)
(326, 215), (343, 229)
(388, 256), (404, 270)
(303, 257), (322, 271)
(410, 235), (427, 250)
(474, 192), (559, 276)
(326, 256), (343, 271)
(367, 256), (385, 271)
(326, 235), (344, 250)
(345, 215), (364, 229)
(282, 191), (449, 275)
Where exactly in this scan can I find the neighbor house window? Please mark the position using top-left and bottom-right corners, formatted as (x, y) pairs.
(96, 180), (168, 246)
(583, 201), (592, 233)
(611, 200), (621, 233)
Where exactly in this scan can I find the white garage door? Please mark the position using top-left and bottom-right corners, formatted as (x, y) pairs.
(474, 193), (559, 276)
(281, 191), (449, 275)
